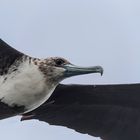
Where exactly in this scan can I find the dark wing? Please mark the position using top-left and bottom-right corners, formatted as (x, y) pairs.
(0, 39), (23, 75)
(29, 84), (140, 140)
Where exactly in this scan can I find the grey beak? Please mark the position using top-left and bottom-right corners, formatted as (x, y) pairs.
(63, 64), (103, 78)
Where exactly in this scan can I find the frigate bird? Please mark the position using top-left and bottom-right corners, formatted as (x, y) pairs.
(0, 39), (103, 119)
(1, 39), (140, 140)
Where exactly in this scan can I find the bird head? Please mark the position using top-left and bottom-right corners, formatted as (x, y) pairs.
(37, 57), (103, 85)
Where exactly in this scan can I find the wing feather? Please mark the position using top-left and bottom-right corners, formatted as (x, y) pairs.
(0, 39), (23, 75)
(30, 84), (140, 140)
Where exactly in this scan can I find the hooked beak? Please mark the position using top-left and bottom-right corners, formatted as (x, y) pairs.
(63, 64), (103, 78)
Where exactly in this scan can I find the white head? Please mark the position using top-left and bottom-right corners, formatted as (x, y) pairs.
(35, 57), (103, 85)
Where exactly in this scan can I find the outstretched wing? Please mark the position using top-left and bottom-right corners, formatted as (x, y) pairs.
(30, 84), (140, 140)
(0, 39), (23, 75)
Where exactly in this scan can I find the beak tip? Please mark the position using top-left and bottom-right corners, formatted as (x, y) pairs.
(101, 72), (103, 76)
(100, 67), (104, 76)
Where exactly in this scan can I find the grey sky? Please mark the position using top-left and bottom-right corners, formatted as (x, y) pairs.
(0, 0), (140, 140)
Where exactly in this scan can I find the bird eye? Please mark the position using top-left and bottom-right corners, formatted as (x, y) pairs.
(55, 59), (65, 66)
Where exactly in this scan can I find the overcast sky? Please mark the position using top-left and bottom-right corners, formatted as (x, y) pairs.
(0, 0), (140, 140)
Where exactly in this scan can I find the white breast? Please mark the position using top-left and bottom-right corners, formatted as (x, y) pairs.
(0, 60), (56, 113)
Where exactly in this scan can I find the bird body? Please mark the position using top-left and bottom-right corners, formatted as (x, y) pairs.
(0, 57), (56, 113)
